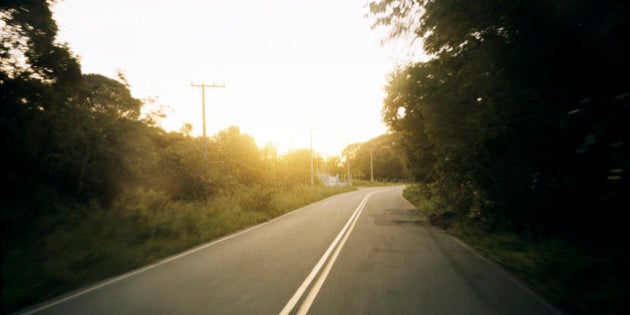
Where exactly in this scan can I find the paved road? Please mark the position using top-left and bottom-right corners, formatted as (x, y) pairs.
(18, 186), (562, 315)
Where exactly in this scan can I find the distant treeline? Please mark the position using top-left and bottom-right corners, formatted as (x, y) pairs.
(342, 133), (412, 183)
(369, 0), (629, 243)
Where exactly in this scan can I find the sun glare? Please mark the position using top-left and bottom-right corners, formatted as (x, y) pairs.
(51, 0), (414, 157)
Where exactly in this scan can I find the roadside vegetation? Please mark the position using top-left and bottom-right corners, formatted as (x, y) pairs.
(351, 179), (402, 187)
(370, 1), (629, 314)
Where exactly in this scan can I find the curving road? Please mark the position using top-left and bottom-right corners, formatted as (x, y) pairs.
(18, 186), (563, 315)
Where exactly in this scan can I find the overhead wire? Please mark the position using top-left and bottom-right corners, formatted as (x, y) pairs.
(54, 13), (150, 65)
(55, 12), (196, 78)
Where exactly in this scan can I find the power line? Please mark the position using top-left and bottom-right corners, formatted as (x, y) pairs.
(54, 13), (150, 64)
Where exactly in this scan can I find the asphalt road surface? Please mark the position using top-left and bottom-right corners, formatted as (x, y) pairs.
(19, 186), (563, 315)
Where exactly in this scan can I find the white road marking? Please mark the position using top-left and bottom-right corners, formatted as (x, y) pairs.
(296, 192), (369, 314)
(280, 190), (383, 315)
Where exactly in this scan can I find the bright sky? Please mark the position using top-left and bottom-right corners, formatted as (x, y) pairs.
(52, 0), (425, 157)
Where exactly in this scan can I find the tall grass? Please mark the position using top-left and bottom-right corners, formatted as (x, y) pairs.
(1, 184), (353, 314)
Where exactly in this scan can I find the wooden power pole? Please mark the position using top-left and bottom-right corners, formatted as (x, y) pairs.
(191, 82), (225, 159)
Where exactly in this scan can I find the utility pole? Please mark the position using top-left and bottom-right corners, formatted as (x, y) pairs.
(345, 138), (352, 187)
(191, 82), (225, 159)
(310, 128), (314, 187)
(370, 149), (374, 182)
(347, 154), (351, 187)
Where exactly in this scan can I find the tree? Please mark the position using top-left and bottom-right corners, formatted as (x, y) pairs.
(214, 126), (264, 187)
(322, 155), (345, 178)
(282, 149), (312, 185)
(1, 0), (81, 85)
(341, 134), (411, 182)
(2, 0), (82, 205)
(369, 0), (630, 235)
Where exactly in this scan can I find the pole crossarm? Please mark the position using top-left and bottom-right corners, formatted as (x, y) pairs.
(191, 83), (226, 88)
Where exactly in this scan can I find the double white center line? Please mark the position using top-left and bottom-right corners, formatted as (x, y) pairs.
(279, 191), (379, 315)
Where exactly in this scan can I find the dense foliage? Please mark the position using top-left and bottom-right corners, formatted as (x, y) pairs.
(369, 0), (629, 241)
(342, 133), (412, 182)
(370, 2), (629, 313)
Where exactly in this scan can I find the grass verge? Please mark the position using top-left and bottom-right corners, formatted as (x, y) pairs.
(352, 179), (408, 187)
(1, 184), (354, 314)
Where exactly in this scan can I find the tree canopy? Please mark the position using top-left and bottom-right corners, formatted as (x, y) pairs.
(341, 133), (411, 182)
(369, 0), (629, 239)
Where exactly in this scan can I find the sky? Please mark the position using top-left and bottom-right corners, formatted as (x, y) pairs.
(51, 0), (425, 157)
